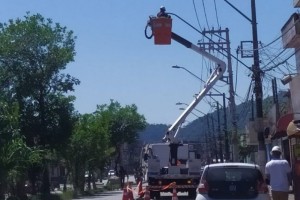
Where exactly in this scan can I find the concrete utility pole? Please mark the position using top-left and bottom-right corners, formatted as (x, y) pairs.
(216, 102), (224, 163)
(222, 93), (230, 161)
(224, 0), (266, 167)
(199, 28), (238, 161)
(251, 0), (266, 170)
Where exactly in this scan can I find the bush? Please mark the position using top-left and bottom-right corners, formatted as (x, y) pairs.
(104, 178), (120, 190)
(58, 191), (74, 200)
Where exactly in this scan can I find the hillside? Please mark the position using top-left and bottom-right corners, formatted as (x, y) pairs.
(138, 90), (289, 144)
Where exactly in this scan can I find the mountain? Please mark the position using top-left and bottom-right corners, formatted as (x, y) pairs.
(138, 90), (289, 144)
(138, 123), (169, 143)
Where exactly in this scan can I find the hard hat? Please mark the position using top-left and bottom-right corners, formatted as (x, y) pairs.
(160, 6), (166, 11)
(271, 146), (281, 153)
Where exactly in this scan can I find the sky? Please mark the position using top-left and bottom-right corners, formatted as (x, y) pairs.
(0, 1), (298, 125)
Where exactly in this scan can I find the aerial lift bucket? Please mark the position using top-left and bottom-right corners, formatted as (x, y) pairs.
(152, 17), (172, 45)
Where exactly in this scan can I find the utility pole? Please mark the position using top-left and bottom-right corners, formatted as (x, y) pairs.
(211, 114), (218, 162)
(224, 0), (266, 168)
(206, 115), (211, 164)
(251, 0), (266, 170)
(199, 28), (238, 161)
(222, 93), (230, 161)
(217, 102), (224, 162)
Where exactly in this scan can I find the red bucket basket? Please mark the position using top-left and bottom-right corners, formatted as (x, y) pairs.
(152, 17), (172, 45)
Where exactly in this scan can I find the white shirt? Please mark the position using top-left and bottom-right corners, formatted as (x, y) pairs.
(265, 159), (291, 192)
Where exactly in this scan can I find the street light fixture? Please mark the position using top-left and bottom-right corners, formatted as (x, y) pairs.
(172, 65), (229, 100)
(179, 107), (201, 118)
(172, 65), (205, 83)
(176, 102), (206, 116)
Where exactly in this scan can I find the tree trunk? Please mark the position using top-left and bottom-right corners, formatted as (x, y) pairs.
(41, 167), (50, 200)
(28, 166), (38, 195)
(16, 178), (28, 200)
(0, 182), (5, 200)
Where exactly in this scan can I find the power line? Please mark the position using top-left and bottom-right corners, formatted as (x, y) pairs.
(192, 0), (203, 31)
(213, 0), (220, 28)
(201, 0), (210, 29)
(263, 48), (300, 72)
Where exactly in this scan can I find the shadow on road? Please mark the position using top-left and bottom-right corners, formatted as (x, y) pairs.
(73, 190), (123, 199)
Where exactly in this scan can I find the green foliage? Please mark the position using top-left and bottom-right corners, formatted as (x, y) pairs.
(96, 100), (147, 148)
(0, 136), (43, 197)
(49, 191), (74, 200)
(0, 12), (79, 197)
(68, 113), (112, 193)
(104, 178), (120, 191)
(94, 100), (146, 168)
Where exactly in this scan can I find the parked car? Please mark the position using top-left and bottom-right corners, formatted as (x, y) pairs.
(196, 163), (270, 200)
(108, 169), (116, 177)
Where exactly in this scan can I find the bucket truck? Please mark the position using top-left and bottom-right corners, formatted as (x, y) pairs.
(142, 13), (226, 199)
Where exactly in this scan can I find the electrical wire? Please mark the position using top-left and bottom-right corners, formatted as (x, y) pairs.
(167, 12), (252, 71)
(213, 0), (220, 28)
(201, 0), (210, 30)
(257, 18), (300, 51)
(193, 0), (203, 32)
(263, 48), (300, 72)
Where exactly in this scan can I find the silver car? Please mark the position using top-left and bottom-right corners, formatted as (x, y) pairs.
(196, 163), (270, 200)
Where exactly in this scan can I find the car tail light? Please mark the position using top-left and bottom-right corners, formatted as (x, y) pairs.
(197, 180), (209, 194)
(257, 181), (268, 193)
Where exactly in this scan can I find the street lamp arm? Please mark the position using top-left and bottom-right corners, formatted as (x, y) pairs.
(166, 61), (226, 141)
(171, 32), (226, 68)
(172, 65), (205, 83)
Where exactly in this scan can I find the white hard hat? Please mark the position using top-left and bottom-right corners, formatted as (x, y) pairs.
(271, 146), (281, 153)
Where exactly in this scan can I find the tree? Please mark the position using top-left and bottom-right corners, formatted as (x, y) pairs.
(95, 100), (147, 169)
(0, 13), (79, 199)
(68, 113), (112, 195)
(0, 100), (44, 199)
(0, 137), (43, 199)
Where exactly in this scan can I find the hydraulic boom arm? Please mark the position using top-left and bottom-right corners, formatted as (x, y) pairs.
(163, 32), (226, 143)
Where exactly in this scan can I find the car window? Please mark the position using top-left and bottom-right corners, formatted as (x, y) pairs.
(205, 167), (263, 199)
(207, 167), (262, 182)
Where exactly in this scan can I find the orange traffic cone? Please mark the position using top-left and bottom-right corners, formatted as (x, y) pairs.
(137, 180), (144, 198)
(144, 186), (150, 200)
(172, 184), (178, 200)
(122, 183), (129, 200)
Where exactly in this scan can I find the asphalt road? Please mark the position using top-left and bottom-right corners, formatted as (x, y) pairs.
(71, 175), (196, 200)
(73, 190), (195, 200)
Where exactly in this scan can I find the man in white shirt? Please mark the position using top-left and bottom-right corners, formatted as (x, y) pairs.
(265, 146), (292, 200)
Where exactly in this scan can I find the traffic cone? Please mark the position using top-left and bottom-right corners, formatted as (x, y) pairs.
(171, 184), (178, 200)
(122, 183), (129, 200)
(137, 179), (144, 198)
(144, 186), (150, 200)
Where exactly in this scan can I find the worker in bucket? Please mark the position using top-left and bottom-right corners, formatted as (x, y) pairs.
(157, 6), (170, 18)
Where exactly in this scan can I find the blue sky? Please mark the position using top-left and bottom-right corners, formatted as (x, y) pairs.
(0, 1), (298, 124)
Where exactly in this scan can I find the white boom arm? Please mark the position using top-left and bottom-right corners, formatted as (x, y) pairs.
(163, 32), (226, 143)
